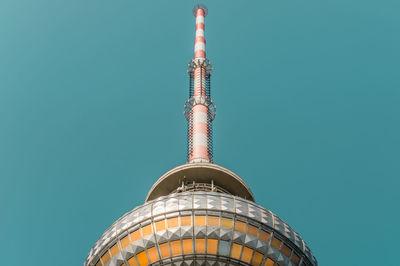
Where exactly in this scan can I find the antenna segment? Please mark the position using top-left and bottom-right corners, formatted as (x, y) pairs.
(184, 4), (216, 163)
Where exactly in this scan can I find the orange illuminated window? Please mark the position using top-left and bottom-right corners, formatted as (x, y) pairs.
(101, 251), (110, 264)
(264, 258), (275, 266)
(182, 239), (193, 254)
(252, 251), (264, 265)
(195, 216), (206, 226)
(221, 218), (233, 229)
(136, 251), (149, 265)
(291, 253), (300, 265)
(110, 243), (119, 256)
(231, 243), (243, 259)
(235, 221), (246, 233)
(167, 217), (179, 228)
(208, 216), (219, 227)
(141, 224), (153, 236)
(181, 216), (192, 226)
(195, 238), (206, 253)
(241, 246), (253, 263)
(155, 220), (166, 231)
(147, 247), (159, 263)
(282, 244), (292, 258)
(130, 230), (141, 243)
(121, 264), (125, 266)
(247, 225), (259, 237)
(170, 240), (182, 256)
(207, 239), (218, 254)
(159, 243), (171, 258)
(120, 235), (130, 249)
(259, 230), (270, 243)
(271, 237), (282, 250)
(127, 256), (138, 266)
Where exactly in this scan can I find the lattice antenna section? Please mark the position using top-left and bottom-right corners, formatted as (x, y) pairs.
(184, 5), (216, 163)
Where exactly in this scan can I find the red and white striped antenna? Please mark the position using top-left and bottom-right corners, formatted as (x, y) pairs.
(184, 4), (216, 163)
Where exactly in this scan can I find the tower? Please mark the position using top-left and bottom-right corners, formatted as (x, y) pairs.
(84, 5), (317, 266)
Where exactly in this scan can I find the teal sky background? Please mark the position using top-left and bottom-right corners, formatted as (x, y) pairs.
(1, 0), (399, 265)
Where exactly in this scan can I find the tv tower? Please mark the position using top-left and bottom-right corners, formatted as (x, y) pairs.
(84, 5), (317, 266)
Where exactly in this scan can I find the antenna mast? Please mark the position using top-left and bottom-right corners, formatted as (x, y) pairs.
(184, 4), (216, 163)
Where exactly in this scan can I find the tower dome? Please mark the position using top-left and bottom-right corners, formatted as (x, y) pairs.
(84, 5), (317, 266)
(85, 164), (317, 266)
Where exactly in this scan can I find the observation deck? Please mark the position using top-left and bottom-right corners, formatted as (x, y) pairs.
(146, 163), (255, 202)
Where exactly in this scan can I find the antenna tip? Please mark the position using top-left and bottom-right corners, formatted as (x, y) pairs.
(193, 4), (208, 17)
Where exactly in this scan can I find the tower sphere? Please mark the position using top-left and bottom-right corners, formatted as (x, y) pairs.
(84, 164), (317, 266)
(84, 5), (317, 266)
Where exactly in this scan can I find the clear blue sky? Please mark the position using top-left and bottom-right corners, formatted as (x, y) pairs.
(1, 0), (399, 265)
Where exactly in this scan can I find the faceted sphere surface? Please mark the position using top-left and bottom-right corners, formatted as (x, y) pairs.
(85, 192), (317, 266)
